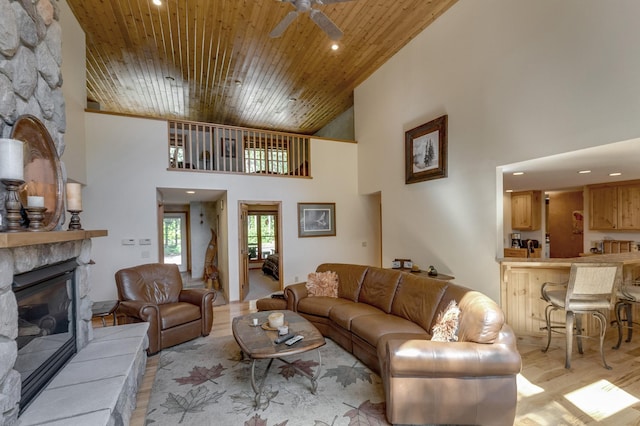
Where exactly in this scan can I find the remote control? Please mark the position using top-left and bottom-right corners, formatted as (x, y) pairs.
(274, 333), (295, 344)
(285, 335), (304, 346)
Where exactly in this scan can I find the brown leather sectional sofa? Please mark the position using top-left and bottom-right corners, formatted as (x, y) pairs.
(259, 263), (521, 425)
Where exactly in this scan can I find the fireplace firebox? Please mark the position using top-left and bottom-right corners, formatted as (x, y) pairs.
(12, 258), (78, 413)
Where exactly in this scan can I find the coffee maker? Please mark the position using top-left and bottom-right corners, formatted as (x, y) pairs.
(510, 233), (522, 248)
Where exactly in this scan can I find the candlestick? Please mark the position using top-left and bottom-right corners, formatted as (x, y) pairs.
(1, 178), (25, 232)
(26, 206), (47, 231)
(66, 182), (82, 211)
(0, 139), (24, 181)
(27, 195), (45, 208)
(68, 209), (83, 230)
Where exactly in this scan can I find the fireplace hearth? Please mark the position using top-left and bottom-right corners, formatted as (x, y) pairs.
(13, 259), (78, 413)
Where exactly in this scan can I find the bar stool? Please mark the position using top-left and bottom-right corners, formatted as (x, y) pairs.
(541, 263), (622, 369)
(612, 278), (640, 349)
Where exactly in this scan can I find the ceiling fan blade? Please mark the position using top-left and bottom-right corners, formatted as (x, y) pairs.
(270, 11), (299, 38)
(309, 9), (343, 40)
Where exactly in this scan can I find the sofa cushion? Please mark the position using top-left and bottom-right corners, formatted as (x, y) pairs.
(457, 291), (504, 344)
(329, 301), (385, 330)
(317, 263), (368, 302)
(306, 271), (339, 297)
(351, 314), (429, 348)
(391, 273), (447, 332)
(358, 267), (403, 313)
(158, 302), (201, 330)
(297, 296), (351, 317)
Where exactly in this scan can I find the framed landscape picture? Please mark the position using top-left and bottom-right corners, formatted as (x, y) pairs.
(298, 202), (336, 237)
(405, 114), (448, 184)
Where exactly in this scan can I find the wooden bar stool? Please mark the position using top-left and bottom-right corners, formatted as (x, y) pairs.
(613, 278), (640, 349)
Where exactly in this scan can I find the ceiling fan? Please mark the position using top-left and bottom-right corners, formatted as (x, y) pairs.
(269, 0), (355, 40)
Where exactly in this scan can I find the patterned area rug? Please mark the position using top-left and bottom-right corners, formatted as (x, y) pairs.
(144, 335), (390, 425)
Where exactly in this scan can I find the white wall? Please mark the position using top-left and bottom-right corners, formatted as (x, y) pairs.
(60, 0), (87, 184)
(83, 113), (377, 301)
(355, 0), (640, 301)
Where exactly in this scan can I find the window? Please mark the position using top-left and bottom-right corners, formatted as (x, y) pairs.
(247, 213), (277, 261)
(244, 137), (288, 174)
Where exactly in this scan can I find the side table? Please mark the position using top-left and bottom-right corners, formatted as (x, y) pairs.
(91, 300), (119, 327)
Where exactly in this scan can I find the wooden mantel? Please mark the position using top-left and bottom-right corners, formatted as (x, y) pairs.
(0, 230), (108, 249)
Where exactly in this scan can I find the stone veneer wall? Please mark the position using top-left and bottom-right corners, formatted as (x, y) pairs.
(0, 240), (94, 425)
(0, 0), (66, 226)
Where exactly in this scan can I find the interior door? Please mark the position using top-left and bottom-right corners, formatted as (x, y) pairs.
(239, 203), (250, 300)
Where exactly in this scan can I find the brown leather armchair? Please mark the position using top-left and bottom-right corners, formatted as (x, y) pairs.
(115, 263), (216, 355)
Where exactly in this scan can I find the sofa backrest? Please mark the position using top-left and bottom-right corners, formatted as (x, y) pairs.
(316, 263), (368, 302)
(391, 273), (448, 332)
(358, 266), (403, 313)
(115, 263), (182, 304)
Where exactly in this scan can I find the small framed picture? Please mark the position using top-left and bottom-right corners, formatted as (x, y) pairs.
(405, 115), (448, 184)
(220, 137), (237, 158)
(298, 202), (336, 237)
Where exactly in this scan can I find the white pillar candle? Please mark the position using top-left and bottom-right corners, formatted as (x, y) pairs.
(66, 182), (82, 211)
(27, 195), (45, 208)
(0, 138), (24, 180)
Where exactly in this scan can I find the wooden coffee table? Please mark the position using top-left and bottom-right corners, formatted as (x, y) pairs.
(232, 310), (326, 407)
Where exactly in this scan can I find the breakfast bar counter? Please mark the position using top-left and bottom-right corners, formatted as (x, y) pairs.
(499, 253), (640, 337)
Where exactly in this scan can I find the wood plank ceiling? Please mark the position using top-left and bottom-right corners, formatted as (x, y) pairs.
(65, 0), (457, 135)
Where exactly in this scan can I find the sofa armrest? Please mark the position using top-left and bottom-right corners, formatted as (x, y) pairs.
(117, 300), (161, 354)
(284, 282), (308, 311)
(383, 325), (522, 378)
(180, 288), (216, 335)
(180, 288), (216, 306)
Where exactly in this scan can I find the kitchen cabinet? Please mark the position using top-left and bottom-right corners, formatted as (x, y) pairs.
(589, 180), (640, 230)
(511, 190), (541, 231)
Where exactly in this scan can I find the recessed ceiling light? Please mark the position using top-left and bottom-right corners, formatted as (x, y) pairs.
(512, 172), (524, 176)
(578, 170), (591, 174)
(609, 172), (622, 176)
(288, 97), (297, 102)
(331, 43), (339, 51)
(152, 0), (161, 5)
(505, 189), (513, 193)
(234, 80), (242, 86)
(186, 190), (195, 194)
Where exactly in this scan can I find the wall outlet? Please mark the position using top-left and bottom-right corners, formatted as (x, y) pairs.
(141, 251), (150, 258)
(121, 239), (135, 245)
(362, 241), (367, 247)
(295, 276), (299, 282)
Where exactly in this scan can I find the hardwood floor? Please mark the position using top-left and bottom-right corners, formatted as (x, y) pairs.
(127, 303), (640, 425)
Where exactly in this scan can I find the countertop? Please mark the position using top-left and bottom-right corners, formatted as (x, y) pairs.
(498, 252), (640, 267)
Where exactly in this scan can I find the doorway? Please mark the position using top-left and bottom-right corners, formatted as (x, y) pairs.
(163, 212), (189, 272)
(238, 201), (282, 301)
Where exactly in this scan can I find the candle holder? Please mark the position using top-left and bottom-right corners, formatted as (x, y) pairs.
(26, 207), (47, 231)
(68, 209), (83, 230)
(1, 178), (25, 232)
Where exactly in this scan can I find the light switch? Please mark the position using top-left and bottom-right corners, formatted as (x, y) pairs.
(139, 238), (152, 245)
(121, 239), (135, 245)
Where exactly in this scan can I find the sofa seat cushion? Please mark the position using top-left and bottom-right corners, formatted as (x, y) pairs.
(351, 314), (429, 348)
(297, 296), (351, 318)
(329, 301), (385, 330)
(159, 303), (201, 330)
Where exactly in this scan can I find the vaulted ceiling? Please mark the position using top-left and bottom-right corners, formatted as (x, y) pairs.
(66, 0), (457, 135)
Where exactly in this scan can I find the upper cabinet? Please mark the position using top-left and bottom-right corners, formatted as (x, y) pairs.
(589, 180), (640, 230)
(511, 190), (542, 231)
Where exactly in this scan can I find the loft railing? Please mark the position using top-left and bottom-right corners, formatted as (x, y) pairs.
(167, 120), (311, 177)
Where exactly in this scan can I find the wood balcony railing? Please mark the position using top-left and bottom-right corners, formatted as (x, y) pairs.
(167, 120), (311, 177)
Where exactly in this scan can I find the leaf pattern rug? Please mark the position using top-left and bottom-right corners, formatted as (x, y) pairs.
(144, 334), (390, 426)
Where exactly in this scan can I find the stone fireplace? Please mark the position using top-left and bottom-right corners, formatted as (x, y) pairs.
(0, 235), (95, 423)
